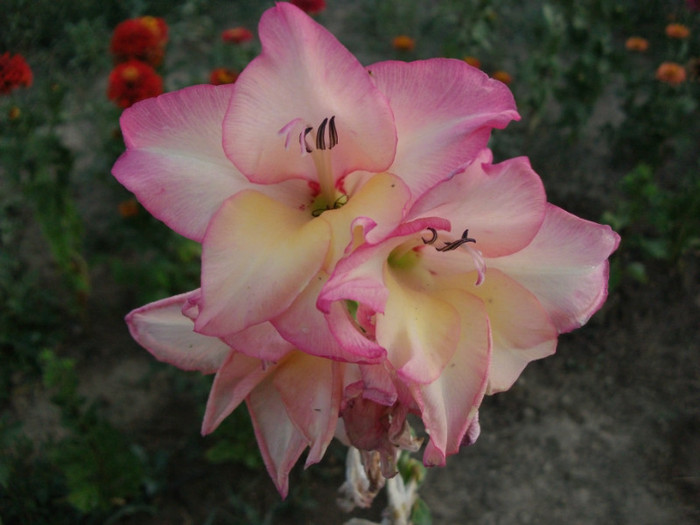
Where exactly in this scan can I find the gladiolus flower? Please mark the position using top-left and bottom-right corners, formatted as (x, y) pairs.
(107, 59), (163, 108)
(0, 52), (33, 95)
(492, 70), (512, 85)
(625, 37), (649, 52)
(319, 149), (619, 465)
(655, 61), (687, 85)
(665, 23), (690, 39)
(392, 35), (415, 52)
(290, 0), (326, 14)
(222, 26), (254, 43)
(209, 67), (238, 85)
(113, 3), (617, 496)
(463, 56), (481, 69)
(111, 16), (168, 67)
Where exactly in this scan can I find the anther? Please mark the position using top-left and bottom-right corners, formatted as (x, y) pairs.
(333, 194), (348, 209)
(316, 117), (328, 150)
(328, 115), (338, 149)
(303, 127), (313, 153)
(436, 228), (477, 252)
(421, 227), (438, 245)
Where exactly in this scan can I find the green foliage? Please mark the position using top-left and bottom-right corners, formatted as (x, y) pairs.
(0, 422), (82, 525)
(397, 452), (432, 524)
(0, 351), (150, 522)
(411, 497), (433, 525)
(603, 164), (700, 284)
(1, 82), (89, 304)
(205, 407), (262, 470)
(39, 350), (146, 514)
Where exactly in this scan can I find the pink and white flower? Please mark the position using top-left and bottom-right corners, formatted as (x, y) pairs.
(319, 149), (620, 465)
(113, 2), (618, 498)
(113, 3), (518, 358)
(126, 290), (416, 495)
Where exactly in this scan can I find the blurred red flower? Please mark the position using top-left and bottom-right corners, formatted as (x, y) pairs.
(0, 52), (33, 95)
(665, 23), (690, 39)
(107, 59), (163, 108)
(222, 26), (254, 44)
(463, 56), (482, 69)
(625, 37), (649, 52)
(111, 16), (169, 67)
(392, 35), (415, 52)
(118, 199), (140, 218)
(209, 68), (239, 85)
(655, 62), (687, 85)
(492, 70), (513, 85)
(290, 0), (326, 14)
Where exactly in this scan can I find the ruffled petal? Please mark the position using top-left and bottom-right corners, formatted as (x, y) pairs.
(273, 272), (384, 362)
(201, 351), (273, 434)
(358, 362), (398, 406)
(377, 270), (461, 384)
(223, 321), (296, 362)
(114, 85), (244, 242)
(114, 84), (311, 242)
(317, 172), (411, 268)
(319, 217), (451, 314)
(272, 353), (343, 467)
(450, 269), (558, 394)
(223, 3), (396, 184)
(368, 59), (519, 202)
(318, 217), (451, 361)
(410, 289), (490, 466)
(247, 377), (309, 498)
(409, 150), (546, 258)
(324, 300), (387, 359)
(125, 290), (231, 373)
(196, 190), (330, 336)
(319, 241), (394, 315)
(489, 204), (620, 333)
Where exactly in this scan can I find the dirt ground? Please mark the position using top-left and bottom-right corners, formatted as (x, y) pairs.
(61, 255), (695, 525)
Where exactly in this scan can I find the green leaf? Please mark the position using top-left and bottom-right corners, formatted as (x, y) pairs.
(411, 497), (433, 525)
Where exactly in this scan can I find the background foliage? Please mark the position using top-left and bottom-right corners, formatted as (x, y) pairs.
(1, 0), (698, 523)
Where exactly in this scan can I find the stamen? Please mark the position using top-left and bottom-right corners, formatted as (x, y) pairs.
(283, 116), (339, 156)
(281, 116), (340, 210)
(302, 127), (313, 153)
(333, 194), (348, 209)
(436, 229), (476, 252)
(316, 117), (328, 150)
(329, 115), (338, 149)
(421, 227), (438, 245)
(423, 227), (485, 285)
